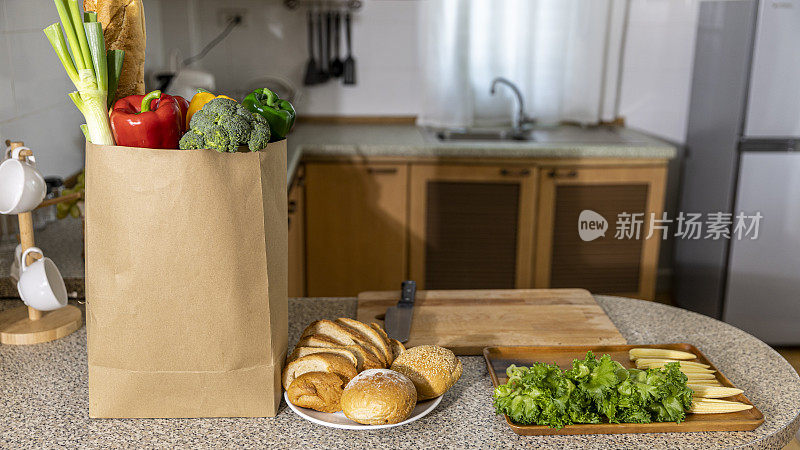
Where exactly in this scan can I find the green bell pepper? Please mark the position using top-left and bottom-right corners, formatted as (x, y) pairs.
(242, 88), (296, 140)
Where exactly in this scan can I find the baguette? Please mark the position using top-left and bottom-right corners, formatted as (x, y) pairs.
(296, 335), (383, 371)
(369, 322), (404, 362)
(288, 346), (359, 368)
(337, 318), (393, 365)
(301, 320), (387, 366)
(84, 0), (146, 98)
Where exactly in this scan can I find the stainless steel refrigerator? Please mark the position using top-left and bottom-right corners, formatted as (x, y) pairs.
(676, 0), (800, 344)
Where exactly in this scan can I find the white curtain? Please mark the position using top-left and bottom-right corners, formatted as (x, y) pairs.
(418, 0), (625, 128)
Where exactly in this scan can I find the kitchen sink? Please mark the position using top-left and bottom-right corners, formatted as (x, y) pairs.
(435, 129), (535, 142)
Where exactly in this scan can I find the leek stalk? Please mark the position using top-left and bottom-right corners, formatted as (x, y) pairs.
(44, 0), (115, 145)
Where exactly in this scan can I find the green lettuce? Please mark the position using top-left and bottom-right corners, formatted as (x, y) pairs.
(492, 351), (694, 429)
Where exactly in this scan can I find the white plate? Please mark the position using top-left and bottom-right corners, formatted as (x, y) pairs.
(284, 392), (442, 430)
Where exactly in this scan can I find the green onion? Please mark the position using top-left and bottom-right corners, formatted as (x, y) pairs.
(84, 22), (107, 94)
(44, 0), (115, 145)
(43, 24), (78, 85)
(52, 0), (84, 70)
(83, 11), (97, 23)
(106, 49), (125, 107)
(67, 0), (93, 73)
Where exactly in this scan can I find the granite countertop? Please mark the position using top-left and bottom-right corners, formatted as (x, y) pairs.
(1, 296), (798, 449)
(286, 123), (677, 182)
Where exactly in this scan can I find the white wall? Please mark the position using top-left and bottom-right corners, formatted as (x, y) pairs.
(618, 0), (699, 144)
(0, 0), (167, 177)
(0, 0), (699, 177)
(158, 0), (422, 116)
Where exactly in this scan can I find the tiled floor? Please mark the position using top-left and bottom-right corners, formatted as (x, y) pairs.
(776, 347), (800, 449)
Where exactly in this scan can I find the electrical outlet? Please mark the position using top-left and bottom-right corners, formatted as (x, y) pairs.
(217, 8), (248, 27)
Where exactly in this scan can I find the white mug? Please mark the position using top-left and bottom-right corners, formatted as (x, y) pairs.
(0, 147), (46, 214)
(17, 247), (68, 311)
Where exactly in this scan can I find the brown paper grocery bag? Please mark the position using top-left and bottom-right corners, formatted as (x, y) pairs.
(84, 140), (287, 418)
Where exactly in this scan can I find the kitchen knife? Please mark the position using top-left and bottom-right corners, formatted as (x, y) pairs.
(384, 280), (416, 343)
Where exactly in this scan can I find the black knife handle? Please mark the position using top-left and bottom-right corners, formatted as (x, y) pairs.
(399, 281), (416, 308)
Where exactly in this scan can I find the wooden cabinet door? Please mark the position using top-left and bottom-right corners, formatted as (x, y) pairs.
(534, 166), (667, 300)
(287, 165), (305, 297)
(305, 162), (408, 297)
(409, 164), (537, 290)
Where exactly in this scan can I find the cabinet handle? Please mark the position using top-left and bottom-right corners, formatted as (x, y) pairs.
(499, 168), (531, 177)
(367, 167), (398, 175)
(548, 169), (578, 178)
(288, 200), (297, 214)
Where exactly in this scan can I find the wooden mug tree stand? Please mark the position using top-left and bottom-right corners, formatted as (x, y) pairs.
(0, 142), (82, 345)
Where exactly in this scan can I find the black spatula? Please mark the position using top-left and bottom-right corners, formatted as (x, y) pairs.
(343, 12), (356, 85)
(316, 11), (329, 82)
(303, 12), (319, 86)
(330, 12), (344, 78)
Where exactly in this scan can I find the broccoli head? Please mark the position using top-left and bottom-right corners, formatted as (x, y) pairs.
(179, 129), (205, 150)
(181, 97), (272, 152)
(248, 119), (271, 151)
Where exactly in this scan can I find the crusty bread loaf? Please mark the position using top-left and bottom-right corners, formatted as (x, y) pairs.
(84, 0), (146, 98)
(300, 320), (387, 366)
(286, 372), (345, 413)
(337, 318), (392, 365)
(390, 345), (462, 400)
(282, 353), (357, 390)
(288, 346), (359, 368)
(388, 338), (406, 360)
(367, 322), (406, 361)
(341, 369), (417, 425)
(296, 335), (383, 371)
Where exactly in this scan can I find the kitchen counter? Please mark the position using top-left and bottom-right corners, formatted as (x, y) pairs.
(286, 123), (677, 183)
(1, 296), (798, 449)
(0, 124), (675, 297)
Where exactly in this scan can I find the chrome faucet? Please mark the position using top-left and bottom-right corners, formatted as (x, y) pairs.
(490, 77), (534, 136)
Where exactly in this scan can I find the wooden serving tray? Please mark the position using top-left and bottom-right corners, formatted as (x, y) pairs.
(484, 343), (764, 435)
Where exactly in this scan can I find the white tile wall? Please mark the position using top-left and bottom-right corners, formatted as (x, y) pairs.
(156, 0), (423, 115)
(0, 0), (166, 177)
(0, 0), (701, 176)
(618, 0), (699, 144)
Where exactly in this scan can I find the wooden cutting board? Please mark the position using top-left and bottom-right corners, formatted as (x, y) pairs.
(356, 288), (626, 355)
(484, 343), (764, 435)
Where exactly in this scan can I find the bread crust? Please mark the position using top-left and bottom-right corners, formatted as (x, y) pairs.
(388, 339), (406, 360)
(337, 318), (393, 364)
(288, 346), (359, 368)
(296, 335), (383, 371)
(300, 320), (387, 366)
(282, 353), (357, 390)
(286, 372), (345, 413)
(341, 369), (417, 425)
(390, 345), (461, 400)
(84, 0), (146, 98)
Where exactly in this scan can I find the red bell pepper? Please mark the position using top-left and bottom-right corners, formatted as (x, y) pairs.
(174, 95), (190, 132)
(110, 90), (183, 149)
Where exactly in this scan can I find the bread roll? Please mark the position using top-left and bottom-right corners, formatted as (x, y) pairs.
(390, 345), (462, 400)
(341, 369), (417, 425)
(296, 335), (383, 371)
(286, 372), (345, 413)
(282, 353), (357, 390)
(388, 339), (405, 360)
(288, 346), (358, 368)
(84, 0), (146, 98)
(300, 320), (387, 366)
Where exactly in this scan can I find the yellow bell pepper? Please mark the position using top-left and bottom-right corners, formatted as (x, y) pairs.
(185, 90), (235, 129)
